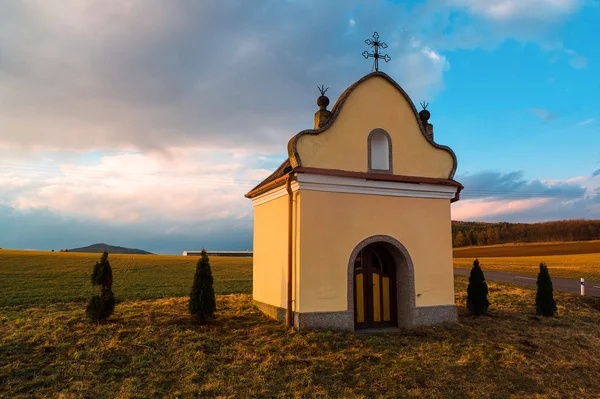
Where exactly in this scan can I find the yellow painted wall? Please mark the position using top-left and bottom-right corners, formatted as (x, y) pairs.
(252, 195), (290, 309)
(294, 75), (454, 178)
(296, 189), (454, 313)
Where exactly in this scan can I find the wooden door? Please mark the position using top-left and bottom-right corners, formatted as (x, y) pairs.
(354, 244), (396, 329)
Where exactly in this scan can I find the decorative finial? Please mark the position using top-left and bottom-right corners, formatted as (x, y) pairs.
(419, 101), (431, 124)
(362, 31), (391, 72)
(316, 84), (330, 110)
(317, 85), (329, 96)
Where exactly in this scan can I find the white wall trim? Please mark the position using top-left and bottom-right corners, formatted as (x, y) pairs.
(251, 181), (300, 206)
(251, 173), (457, 206)
(296, 173), (457, 199)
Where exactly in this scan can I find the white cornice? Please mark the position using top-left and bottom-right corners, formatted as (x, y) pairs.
(251, 173), (457, 206)
(251, 181), (299, 206)
(296, 173), (457, 199)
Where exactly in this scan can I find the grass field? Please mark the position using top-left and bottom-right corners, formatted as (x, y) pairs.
(453, 253), (600, 281)
(2, 249), (600, 397)
(453, 240), (600, 258)
(1, 278), (599, 398)
(453, 242), (600, 282)
(0, 250), (252, 307)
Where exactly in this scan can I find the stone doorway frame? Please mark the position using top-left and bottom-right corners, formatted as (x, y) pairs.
(347, 235), (416, 329)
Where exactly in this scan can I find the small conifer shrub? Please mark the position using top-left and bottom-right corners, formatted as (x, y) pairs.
(189, 249), (216, 323)
(536, 262), (557, 317)
(467, 259), (489, 315)
(86, 251), (115, 322)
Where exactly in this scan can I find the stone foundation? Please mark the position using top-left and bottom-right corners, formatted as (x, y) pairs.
(410, 305), (458, 326)
(253, 300), (457, 331)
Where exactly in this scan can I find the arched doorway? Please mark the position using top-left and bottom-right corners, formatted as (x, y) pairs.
(353, 243), (397, 328)
(348, 235), (416, 330)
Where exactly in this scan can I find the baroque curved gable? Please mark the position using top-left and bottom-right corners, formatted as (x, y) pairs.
(287, 72), (458, 179)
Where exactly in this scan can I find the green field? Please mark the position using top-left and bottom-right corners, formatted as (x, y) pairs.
(0, 250), (252, 307)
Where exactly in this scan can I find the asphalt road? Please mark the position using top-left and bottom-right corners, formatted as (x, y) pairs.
(454, 268), (600, 297)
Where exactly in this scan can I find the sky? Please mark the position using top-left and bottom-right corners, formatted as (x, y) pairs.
(1, 0), (599, 254)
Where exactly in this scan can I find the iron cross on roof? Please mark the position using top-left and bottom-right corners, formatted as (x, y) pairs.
(362, 31), (391, 72)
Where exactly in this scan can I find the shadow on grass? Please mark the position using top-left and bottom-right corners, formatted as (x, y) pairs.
(582, 296), (600, 311)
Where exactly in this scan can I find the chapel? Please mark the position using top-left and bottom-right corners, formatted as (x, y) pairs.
(245, 37), (463, 331)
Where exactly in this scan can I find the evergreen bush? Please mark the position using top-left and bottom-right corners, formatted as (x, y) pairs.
(189, 249), (216, 323)
(86, 251), (115, 322)
(536, 262), (557, 317)
(467, 259), (489, 315)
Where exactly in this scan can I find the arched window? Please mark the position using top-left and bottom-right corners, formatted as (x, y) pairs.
(368, 129), (392, 173)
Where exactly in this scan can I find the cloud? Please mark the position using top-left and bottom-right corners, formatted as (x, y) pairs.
(0, 1), (320, 151)
(0, 146), (272, 253)
(1, 0), (586, 154)
(452, 198), (554, 220)
(458, 171), (586, 200)
(593, 169), (600, 177)
(565, 49), (588, 68)
(0, 145), (294, 256)
(441, 0), (584, 22)
(423, 0), (587, 59)
(578, 118), (596, 127)
(452, 170), (599, 222)
(0, 0), (456, 154)
(388, 38), (450, 100)
(3, 148), (270, 224)
(527, 108), (557, 123)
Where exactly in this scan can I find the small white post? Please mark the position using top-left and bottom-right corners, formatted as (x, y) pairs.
(581, 278), (585, 296)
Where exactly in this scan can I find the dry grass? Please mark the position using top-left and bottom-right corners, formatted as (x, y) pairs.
(453, 240), (600, 258)
(0, 250), (252, 307)
(2, 248), (600, 397)
(2, 278), (600, 398)
(454, 253), (600, 281)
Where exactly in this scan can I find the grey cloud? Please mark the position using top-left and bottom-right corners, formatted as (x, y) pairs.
(0, 0), (586, 153)
(567, 52), (588, 69)
(421, 0), (586, 53)
(458, 170), (587, 200)
(593, 169), (600, 177)
(0, 0), (450, 153)
(436, 0), (584, 22)
(527, 108), (557, 123)
(454, 170), (599, 222)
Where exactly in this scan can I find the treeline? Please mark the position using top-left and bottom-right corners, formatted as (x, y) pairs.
(452, 219), (600, 247)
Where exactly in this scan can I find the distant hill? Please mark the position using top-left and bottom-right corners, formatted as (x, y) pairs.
(66, 243), (153, 255)
(452, 219), (600, 248)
